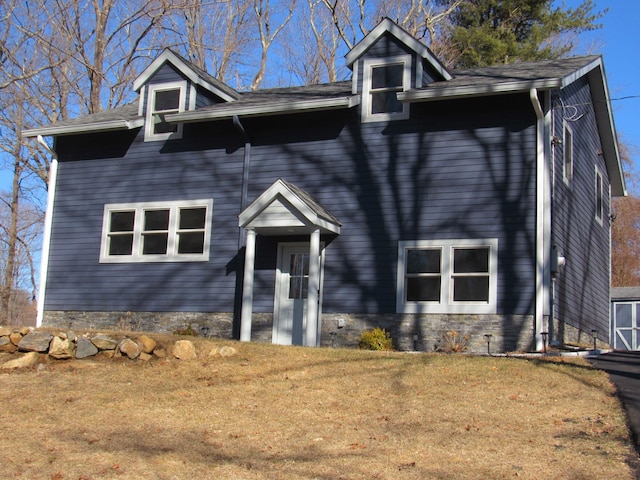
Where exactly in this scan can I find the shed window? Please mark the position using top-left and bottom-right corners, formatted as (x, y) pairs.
(100, 199), (212, 263)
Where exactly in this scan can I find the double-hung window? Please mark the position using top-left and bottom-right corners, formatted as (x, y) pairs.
(397, 239), (498, 314)
(100, 199), (213, 263)
(362, 55), (411, 122)
(145, 81), (187, 141)
(563, 124), (573, 184)
(595, 167), (605, 224)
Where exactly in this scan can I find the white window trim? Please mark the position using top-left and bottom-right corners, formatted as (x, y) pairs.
(595, 166), (604, 225)
(99, 199), (213, 263)
(396, 238), (498, 314)
(144, 81), (187, 142)
(563, 123), (573, 184)
(362, 54), (412, 123)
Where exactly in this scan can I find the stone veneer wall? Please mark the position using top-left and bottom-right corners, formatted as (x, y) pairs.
(549, 318), (610, 349)
(47, 311), (606, 354)
(44, 311), (234, 339)
(320, 313), (536, 353)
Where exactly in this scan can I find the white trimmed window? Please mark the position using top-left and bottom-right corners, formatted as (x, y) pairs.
(362, 55), (411, 122)
(563, 124), (573, 184)
(595, 167), (604, 224)
(396, 239), (498, 314)
(145, 81), (187, 141)
(100, 199), (213, 263)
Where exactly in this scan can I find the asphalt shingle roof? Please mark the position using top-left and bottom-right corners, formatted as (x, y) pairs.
(23, 55), (603, 135)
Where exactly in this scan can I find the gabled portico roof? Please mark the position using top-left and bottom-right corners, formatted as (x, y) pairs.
(239, 179), (341, 236)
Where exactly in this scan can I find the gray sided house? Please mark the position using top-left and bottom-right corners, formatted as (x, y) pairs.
(24, 19), (625, 353)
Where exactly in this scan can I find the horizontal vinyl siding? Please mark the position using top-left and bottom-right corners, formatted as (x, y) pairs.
(246, 95), (537, 315)
(46, 91), (537, 320)
(552, 78), (611, 335)
(46, 124), (245, 312)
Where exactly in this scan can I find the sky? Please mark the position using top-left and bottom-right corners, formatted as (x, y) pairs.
(564, 0), (640, 192)
(8, 1), (640, 196)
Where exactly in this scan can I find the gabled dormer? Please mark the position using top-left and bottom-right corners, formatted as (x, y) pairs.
(133, 49), (240, 141)
(345, 18), (453, 123)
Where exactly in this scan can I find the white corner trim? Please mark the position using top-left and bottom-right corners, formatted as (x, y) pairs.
(36, 151), (58, 326)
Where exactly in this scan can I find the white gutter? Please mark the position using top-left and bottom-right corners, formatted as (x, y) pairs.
(167, 96), (360, 123)
(36, 135), (58, 327)
(398, 79), (562, 103)
(23, 118), (144, 138)
(530, 89), (548, 352)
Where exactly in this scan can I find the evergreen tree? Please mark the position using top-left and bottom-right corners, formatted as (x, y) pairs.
(441, 0), (605, 68)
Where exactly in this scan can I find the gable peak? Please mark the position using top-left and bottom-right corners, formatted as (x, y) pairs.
(345, 17), (453, 81)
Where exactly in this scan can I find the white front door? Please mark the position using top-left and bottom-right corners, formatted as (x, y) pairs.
(273, 244), (322, 345)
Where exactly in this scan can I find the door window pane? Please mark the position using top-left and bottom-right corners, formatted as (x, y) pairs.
(616, 304), (633, 328)
(289, 253), (309, 299)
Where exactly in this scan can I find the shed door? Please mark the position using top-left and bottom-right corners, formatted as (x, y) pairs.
(612, 302), (640, 350)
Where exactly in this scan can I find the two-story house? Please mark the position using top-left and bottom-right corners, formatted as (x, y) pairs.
(24, 18), (625, 353)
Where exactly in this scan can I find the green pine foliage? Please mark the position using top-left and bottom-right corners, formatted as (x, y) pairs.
(441, 0), (606, 68)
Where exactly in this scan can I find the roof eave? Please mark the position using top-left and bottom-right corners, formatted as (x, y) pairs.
(586, 63), (626, 197)
(398, 79), (562, 102)
(22, 118), (144, 138)
(167, 95), (360, 123)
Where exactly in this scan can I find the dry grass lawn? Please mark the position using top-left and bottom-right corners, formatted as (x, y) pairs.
(0, 335), (637, 480)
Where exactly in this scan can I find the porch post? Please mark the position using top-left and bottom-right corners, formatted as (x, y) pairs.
(240, 228), (256, 342)
(306, 228), (321, 346)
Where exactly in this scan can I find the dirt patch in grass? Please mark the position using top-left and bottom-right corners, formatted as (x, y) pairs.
(0, 336), (637, 479)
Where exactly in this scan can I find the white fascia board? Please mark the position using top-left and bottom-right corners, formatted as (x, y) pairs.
(585, 62), (626, 197)
(398, 79), (562, 102)
(134, 50), (239, 102)
(239, 180), (341, 234)
(561, 56), (602, 88)
(22, 118), (144, 138)
(167, 96), (360, 123)
(345, 19), (453, 81)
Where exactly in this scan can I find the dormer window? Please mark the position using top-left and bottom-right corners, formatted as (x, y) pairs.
(145, 81), (187, 141)
(362, 55), (411, 122)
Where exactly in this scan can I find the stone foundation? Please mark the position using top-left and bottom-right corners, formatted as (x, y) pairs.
(43, 311), (234, 339)
(320, 313), (536, 353)
(549, 318), (609, 349)
(45, 310), (600, 354)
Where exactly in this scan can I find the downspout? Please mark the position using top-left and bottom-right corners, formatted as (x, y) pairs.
(529, 89), (548, 351)
(233, 115), (251, 249)
(36, 135), (58, 327)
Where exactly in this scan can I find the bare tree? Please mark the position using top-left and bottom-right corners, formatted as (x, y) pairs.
(251, 0), (296, 90)
(167, 0), (254, 86)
